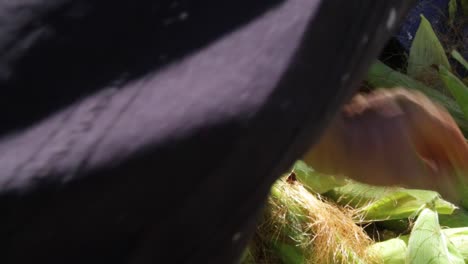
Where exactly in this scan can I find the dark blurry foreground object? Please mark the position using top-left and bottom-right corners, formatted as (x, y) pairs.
(304, 88), (468, 203)
(0, 0), (415, 263)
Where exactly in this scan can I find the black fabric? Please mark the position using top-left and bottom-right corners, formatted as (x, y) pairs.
(0, 0), (415, 263)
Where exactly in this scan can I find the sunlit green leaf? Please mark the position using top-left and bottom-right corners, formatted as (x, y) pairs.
(325, 181), (395, 208)
(407, 15), (451, 81)
(452, 50), (468, 71)
(439, 65), (468, 120)
(325, 181), (456, 221)
(292, 160), (346, 194)
(360, 189), (456, 221)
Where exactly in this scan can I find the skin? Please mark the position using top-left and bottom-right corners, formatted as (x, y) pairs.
(303, 88), (468, 203)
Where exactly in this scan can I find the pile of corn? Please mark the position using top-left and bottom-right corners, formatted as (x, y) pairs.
(242, 161), (468, 264)
(243, 8), (468, 264)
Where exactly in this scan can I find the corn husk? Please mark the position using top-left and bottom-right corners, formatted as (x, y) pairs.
(247, 177), (376, 264)
(292, 160), (346, 194)
(406, 208), (464, 263)
(369, 212), (468, 264)
(443, 227), (468, 260)
(367, 237), (408, 264)
(246, 167), (466, 264)
(322, 181), (456, 222)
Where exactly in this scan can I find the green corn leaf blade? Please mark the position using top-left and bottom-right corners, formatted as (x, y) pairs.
(462, 0), (468, 15)
(360, 189), (456, 221)
(448, 0), (458, 24)
(324, 181), (394, 208)
(360, 190), (427, 221)
(292, 160), (346, 194)
(367, 60), (468, 134)
(325, 182), (456, 221)
(407, 15), (451, 81)
(452, 50), (468, 71)
(407, 208), (464, 264)
(379, 207), (468, 234)
(439, 65), (468, 120)
(367, 237), (407, 264)
(367, 61), (456, 108)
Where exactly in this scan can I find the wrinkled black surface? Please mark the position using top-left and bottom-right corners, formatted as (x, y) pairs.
(0, 0), (415, 263)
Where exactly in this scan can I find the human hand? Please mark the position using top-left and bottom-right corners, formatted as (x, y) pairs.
(303, 88), (468, 202)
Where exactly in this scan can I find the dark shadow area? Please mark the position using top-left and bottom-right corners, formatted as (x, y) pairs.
(0, 118), (242, 263)
(0, 0), (282, 134)
(379, 37), (408, 71)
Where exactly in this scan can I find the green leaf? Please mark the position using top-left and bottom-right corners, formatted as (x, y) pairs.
(273, 242), (305, 264)
(449, 0), (458, 24)
(452, 50), (468, 71)
(367, 238), (407, 264)
(360, 189), (456, 221)
(462, 0), (468, 15)
(367, 60), (468, 134)
(439, 65), (468, 120)
(407, 208), (464, 264)
(292, 160), (346, 194)
(324, 181), (395, 208)
(367, 61), (457, 110)
(407, 15), (451, 81)
(325, 182), (457, 221)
